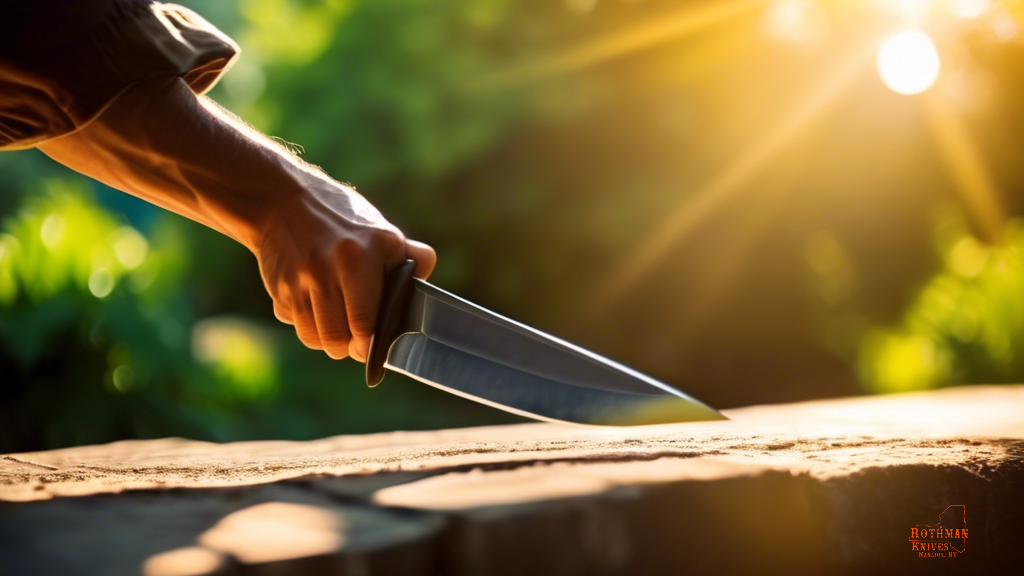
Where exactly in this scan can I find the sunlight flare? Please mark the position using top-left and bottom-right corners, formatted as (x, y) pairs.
(472, 0), (760, 89)
(876, 30), (941, 95)
(923, 94), (1006, 243)
(948, 0), (990, 19)
(764, 0), (829, 44)
(592, 44), (876, 306)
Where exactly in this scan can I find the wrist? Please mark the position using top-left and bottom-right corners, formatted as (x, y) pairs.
(206, 157), (310, 254)
(239, 159), (362, 257)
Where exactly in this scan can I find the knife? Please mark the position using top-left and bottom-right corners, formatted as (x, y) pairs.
(366, 260), (726, 426)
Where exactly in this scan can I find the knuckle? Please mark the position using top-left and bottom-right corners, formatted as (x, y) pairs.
(319, 327), (351, 359)
(294, 267), (323, 294)
(273, 287), (293, 305)
(300, 252), (332, 282)
(319, 329), (351, 348)
(368, 227), (405, 252)
(333, 235), (366, 263)
(303, 260), (329, 281)
(333, 228), (405, 264)
(265, 277), (290, 302)
(273, 279), (302, 306)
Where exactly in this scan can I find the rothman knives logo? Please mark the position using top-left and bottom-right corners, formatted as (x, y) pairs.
(908, 505), (968, 557)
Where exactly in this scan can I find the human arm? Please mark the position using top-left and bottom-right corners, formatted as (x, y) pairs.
(37, 76), (436, 361)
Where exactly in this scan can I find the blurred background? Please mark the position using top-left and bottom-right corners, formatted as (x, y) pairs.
(3, 0), (1024, 452)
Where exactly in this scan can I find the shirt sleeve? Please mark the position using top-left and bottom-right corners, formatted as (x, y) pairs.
(0, 0), (239, 151)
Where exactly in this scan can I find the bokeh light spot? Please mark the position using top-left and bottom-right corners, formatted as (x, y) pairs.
(948, 0), (989, 19)
(40, 213), (65, 251)
(948, 237), (989, 277)
(764, 0), (829, 44)
(88, 268), (114, 298)
(0, 233), (19, 262)
(989, 9), (1020, 41)
(113, 226), (149, 269)
(112, 365), (135, 392)
(860, 331), (948, 393)
(192, 317), (277, 398)
(876, 30), (940, 95)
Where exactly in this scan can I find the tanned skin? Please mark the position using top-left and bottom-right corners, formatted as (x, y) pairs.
(38, 77), (437, 362)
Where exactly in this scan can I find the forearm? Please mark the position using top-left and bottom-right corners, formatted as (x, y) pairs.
(38, 77), (315, 252)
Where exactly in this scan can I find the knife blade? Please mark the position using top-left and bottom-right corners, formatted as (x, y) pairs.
(365, 260), (726, 426)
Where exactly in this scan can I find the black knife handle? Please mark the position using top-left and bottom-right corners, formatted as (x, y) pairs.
(366, 258), (418, 387)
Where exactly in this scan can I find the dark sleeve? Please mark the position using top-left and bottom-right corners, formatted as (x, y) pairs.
(0, 0), (239, 151)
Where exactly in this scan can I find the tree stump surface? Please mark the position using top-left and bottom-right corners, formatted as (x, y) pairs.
(2, 385), (1023, 575)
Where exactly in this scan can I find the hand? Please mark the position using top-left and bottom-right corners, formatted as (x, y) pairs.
(254, 177), (436, 361)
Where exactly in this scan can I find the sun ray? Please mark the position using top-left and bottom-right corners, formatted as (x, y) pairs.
(591, 41), (876, 307)
(923, 94), (1006, 244)
(471, 0), (762, 90)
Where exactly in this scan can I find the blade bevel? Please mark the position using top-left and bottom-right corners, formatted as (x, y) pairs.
(384, 333), (724, 426)
(383, 279), (725, 426)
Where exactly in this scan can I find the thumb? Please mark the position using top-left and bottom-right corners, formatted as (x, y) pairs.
(406, 239), (437, 280)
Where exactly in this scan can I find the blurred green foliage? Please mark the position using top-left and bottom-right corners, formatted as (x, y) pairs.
(218, 0), (580, 183)
(858, 207), (1024, 393)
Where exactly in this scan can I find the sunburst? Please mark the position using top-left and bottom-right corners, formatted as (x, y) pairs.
(569, 0), (1021, 305)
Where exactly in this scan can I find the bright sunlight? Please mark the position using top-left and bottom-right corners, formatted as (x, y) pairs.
(876, 30), (941, 95)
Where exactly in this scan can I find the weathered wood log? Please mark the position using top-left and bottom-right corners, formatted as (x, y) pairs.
(2, 385), (1023, 575)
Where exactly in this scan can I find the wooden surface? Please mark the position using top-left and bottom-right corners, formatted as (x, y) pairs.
(2, 385), (1023, 575)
